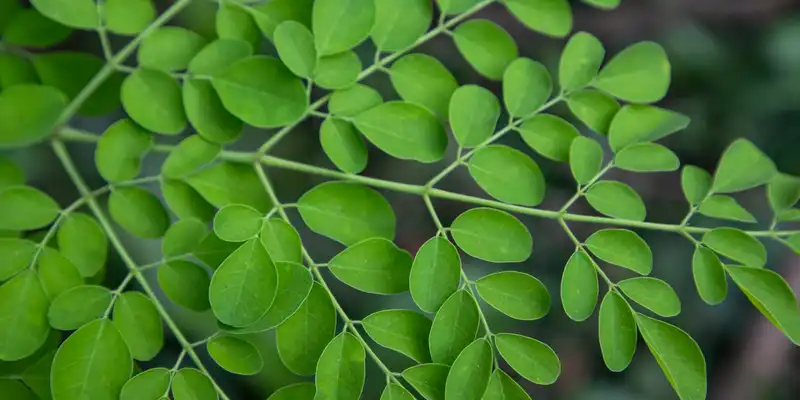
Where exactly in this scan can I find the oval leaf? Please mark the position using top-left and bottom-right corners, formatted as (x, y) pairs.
(320, 118), (368, 174)
(453, 19), (518, 80)
(561, 250), (599, 322)
(503, 57), (552, 118)
(0, 85), (66, 149)
(329, 238), (412, 294)
(559, 31), (604, 92)
(390, 53), (458, 119)
(701, 228), (766, 268)
(711, 138), (777, 194)
(158, 261), (211, 311)
(476, 271), (550, 320)
(468, 145), (546, 206)
(598, 291), (636, 372)
(108, 187), (170, 238)
(726, 266), (800, 344)
(593, 41), (671, 104)
(517, 114), (579, 162)
(697, 195), (756, 223)
(585, 229), (652, 275)
(121, 68), (186, 135)
(450, 208), (532, 263)
(495, 333), (561, 385)
(95, 119), (152, 183)
(259, 218), (303, 264)
(112, 292), (164, 362)
(566, 89), (620, 134)
(429, 290), (479, 365)
(618, 277), (681, 317)
(276, 283), (336, 376)
(313, 0), (375, 56)
(274, 21), (317, 78)
(0, 271), (49, 361)
(371, 0), (432, 52)
(691, 247), (727, 306)
(410, 236), (461, 313)
(608, 105), (690, 152)
(585, 180), (647, 222)
(444, 338), (493, 400)
(213, 204), (264, 242)
(569, 136), (604, 185)
(161, 135), (220, 178)
(171, 368), (216, 400)
(354, 101), (448, 163)
(314, 332), (366, 399)
(681, 165), (712, 206)
(0, 185), (60, 231)
(120, 368), (170, 400)
(615, 143), (680, 172)
(402, 363), (449, 400)
(48, 285), (112, 331)
(207, 335), (263, 375)
(362, 309), (432, 362)
(449, 85), (501, 148)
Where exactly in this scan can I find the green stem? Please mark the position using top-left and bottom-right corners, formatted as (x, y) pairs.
(560, 162), (615, 213)
(558, 219), (615, 287)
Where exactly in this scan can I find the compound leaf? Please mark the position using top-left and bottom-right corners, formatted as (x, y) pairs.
(711, 139), (777, 194)
(593, 41), (671, 104)
(598, 291), (636, 372)
(561, 250), (599, 322)
(390, 53), (458, 119)
(476, 271), (550, 320)
(495, 333), (561, 385)
(702, 228), (766, 268)
(585, 229), (652, 275)
(158, 261), (211, 311)
(329, 238), (412, 294)
(371, 0), (432, 52)
(354, 101), (448, 163)
(468, 145), (546, 206)
(112, 292), (163, 362)
(449, 85), (501, 148)
(444, 338), (492, 400)
(585, 180), (647, 222)
(276, 283), (336, 375)
(216, 2), (261, 50)
(451, 208), (532, 263)
(618, 277), (681, 318)
(207, 336), (263, 375)
(3, 8), (71, 49)
(517, 114), (579, 162)
(313, 0), (375, 56)
(453, 19), (518, 80)
(108, 187), (170, 238)
(362, 309), (432, 362)
(429, 290), (479, 365)
(410, 236), (461, 313)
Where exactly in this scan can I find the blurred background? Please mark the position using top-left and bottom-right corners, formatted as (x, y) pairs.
(8, 0), (800, 399)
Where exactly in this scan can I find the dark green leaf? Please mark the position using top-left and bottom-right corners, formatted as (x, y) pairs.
(702, 228), (766, 268)
(171, 368), (216, 400)
(320, 118), (368, 174)
(681, 165), (712, 206)
(121, 68), (186, 135)
(711, 139), (777, 194)
(402, 363), (449, 400)
(410, 236), (461, 313)
(3, 9), (71, 48)
(585, 180), (647, 222)
(454, 19), (518, 80)
(585, 229), (652, 275)
(482, 369), (531, 400)
(162, 219), (208, 257)
(615, 143), (680, 172)
(697, 195), (756, 223)
(363, 309), (432, 362)
(315, 332), (365, 399)
(329, 238), (412, 294)
(598, 291), (636, 372)
(95, 119), (152, 183)
(517, 114), (579, 162)
(138, 27), (206, 71)
(372, 0), (432, 51)
(0, 380), (37, 400)
(312, 0), (375, 56)
(451, 208), (532, 263)
(48, 285), (112, 331)
(162, 135), (221, 178)
(0, 53), (38, 89)
(0, 84), (66, 149)
(37, 247), (83, 300)
(109, 187), (170, 238)
(274, 21), (317, 78)
(120, 368), (170, 400)
(113, 292), (163, 362)
(355, 101), (448, 162)
(569, 136), (603, 185)
(276, 283), (336, 375)
(726, 266), (800, 344)
(313, 50), (361, 90)
(329, 84), (383, 117)
(691, 247), (727, 306)
(444, 338), (493, 400)
(503, 57), (551, 118)
(476, 271), (550, 320)
(207, 335), (263, 375)
(495, 333), (561, 385)
(449, 85), (501, 148)
(593, 41), (671, 103)
(559, 32), (604, 92)
(561, 250), (599, 321)
(214, 204), (264, 242)
(0, 271), (49, 361)
(390, 53), (458, 119)
(0, 238), (36, 281)
(33, 52), (122, 116)
(158, 261), (211, 311)
(105, 0), (155, 36)
(607, 105), (690, 152)
(186, 161), (272, 212)
(566, 89), (620, 134)
(429, 290), (479, 365)
(504, 0), (572, 38)
(57, 213), (107, 277)
(468, 145), (546, 206)
(618, 277), (681, 317)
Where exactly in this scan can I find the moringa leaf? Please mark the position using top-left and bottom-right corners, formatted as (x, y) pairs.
(0, 238), (37, 281)
(504, 0), (572, 38)
(402, 363), (449, 400)
(593, 41), (671, 104)
(315, 332), (366, 400)
(495, 333), (561, 385)
(161, 179), (216, 222)
(112, 292), (164, 362)
(681, 165), (712, 206)
(0, 84), (66, 149)
(476, 271), (550, 320)
(615, 142), (680, 172)
(162, 219), (208, 258)
(57, 213), (107, 277)
(362, 309), (432, 362)
(410, 236), (461, 313)
(105, 0), (155, 36)
(618, 277), (681, 318)
(569, 136), (604, 185)
(355, 101), (448, 163)
(697, 195), (756, 223)
(0, 185), (60, 231)
(444, 338), (493, 400)
(561, 250), (599, 322)
(207, 335), (263, 375)
(449, 85), (501, 148)
(313, 0), (375, 56)
(320, 118), (368, 174)
(37, 247), (83, 300)
(120, 368), (170, 400)
(726, 266), (800, 344)
(268, 383), (316, 400)
(450, 208), (532, 263)
(108, 187), (170, 238)
(187, 39), (253, 76)
(48, 285), (112, 331)
(161, 135), (221, 179)
(768, 173), (800, 213)
(33, 52), (123, 116)
(429, 290), (479, 365)
(503, 57), (552, 118)
(213, 204), (264, 243)
(138, 27), (206, 72)
(599, 291), (636, 372)
(158, 260), (211, 312)
(276, 283), (336, 375)
(259, 219), (303, 264)
(566, 89), (620, 134)
(482, 369), (531, 400)
(453, 19), (518, 80)
(313, 50), (361, 90)
(517, 114), (579, 162)
(329, 84), (383, 117)
(371, 0), (432, 52)
(30, 0), (98, 29)
(585, 229), (652, 275)
(559, 31), (604, 92)
(607, 105), (690, 152)
(186, 161), (272, 212)
(95, 119), (152, 183)
(274, 21), (316, 78)
(711, 139), (777, 194)
(0, 271), (49, 361)
(585, 180), (647, 222)
(171, 368), (216, 400)
(702, 228), (766, 268)
(380, 383), (415, 400)
(390, 53), (457, 119)
(329, 238), (412, 294)
(469, 145), (546, 206)
(216, 2), (262, 50)
(121, 68), (186, 135)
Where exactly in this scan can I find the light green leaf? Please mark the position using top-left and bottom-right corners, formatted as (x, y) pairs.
(274, 21), (316, 78)
(313, 0), (375, 56)
(449, 85), (501, 148)
(112, 292), (163, 362)
(187, 39), (253, 76)
(34, 52), (123, 116)
(517, 114), (579, 162)
(51, 319), (132, 400)
(726, 266), (800, 344)
(194, 231), (239, 269)
(451, 208), (532, 263)
(320, 118), (368, 174)
(495, 333), (561, 385)
(0, 238), (36, 281)
(569, 136), (603, 185)
(711, 139), (777, 194)
(120, 368), (170, 400)
(249, 0), (313, 41)
(162, 219), (208, 258)
(504, 0), (572, 38)
(585, 180), (647, 222)
(585, 229), (652, 275)
(362, 309), (432, 362)
(109, 187), (170, 238)
(315, 332), (365, 400)
(681, 165), (712, 206)
(214, 204), (264, 243)
(313, 50), (361, 90)
(372, 0), (432, 51)
(355, 101), (448, 162)
(157, 261), (211, 312)
(559, 32), (604, 92)
(444, 338), (493, 400)
(561, 250), (599, 322)
(583, 0), (620, 9)
(171, 368), (216, 400)
(95, 119), (152, 183)
(618, 277), (681, 317)
(380, 383), (415, 400)
(121, 68), (186, 135)
(48, 285), (112, 331)
(454, 19), (518, 80)
(186, 161), (272, 212)
(0, 185), (59, 231)
(476, 271), (550, 320)
(105, 0), (155, 36)
(329, 238), (412, 294)
(482, 369), (531, 400)
(137, 27), (206, 71)
(37, 247), (83, 300)
(30, 0), (98, 29)
(566, 89), (620, 134)
(402, 363), (449, 400)
(259, 219), (303, 263)
(635, 314), (707, 400)
(692, 247), (727, 305)
(207, 336), (262, 375)
(593, 41), (671, 104)
(57, 213), (107, 277)
(778, 209), (800, 222)
(162, 135), (220, 178)
(437, 0), (480, 15)
(768, 173), (800, 213)
(3, 8), (71, 48)
(216, 2), (261, 50)
(390, 53), (458, 119)
(702, 228), (766, 268)
(410, 236), (461, 313)
(212, 56), (308, 128)
(276, 283), (336, 375)
(615, 143), (680, 172)
(608, 105), (690, 152)
(502, 57), (551, 118)
(268, 383), (315, 400)
(297, 181), (395, 245)
(429, 290), (479, 365)
(598, 291), (636, 372)
(161, 179), (216, 222)
(0, 85), (67, 149)
(210, 239), (278, 327)
(329, 84), (383, 117)
(697, 195), (756, 223)
(468, 145), (546, 206)
(0, 271), (49, 361)
(0, 53), (37, 89)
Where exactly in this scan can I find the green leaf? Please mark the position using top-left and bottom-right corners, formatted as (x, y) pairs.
(0, 185), (59, 231)
(183, 79), (244, 145)
(585, 180), (647, 222)
(585, 229), (652, 275)
(476, 271), (550, 320)
(207, 335), (263, 375)
(437, 0), (480, 15)
(0, 84), (67, 149)
(726, 266), (800, 344)
(618, 277), (681, 318)
(495, 333), (561, 385)
(312, 0), (375, 55)
(259, 219), (303, 263)
(691, 247), (727, 305)
(188, 39), (253, 76)
(454, 19), (518, 80)
(380, 383), (415, 400)
(315, 332), (366, 400)
(0, 53), (37, 90)
(702, 228), (766, 268)
(120, 368), (170, 400)
(0, 0), (22, 32)
(216, 2), (261, 50)
(57, 213), (107, 277)
(502, 58), (552, 118)
(276, 283), (336, 375)
(371, 0), (432, 51)
(362, 309), (432, 362)
(194, 231), (239, 269)
(268, 383), (316, 400)
(615, 143), (680, 172)
(608, 105), (690, 152)
(0, 380), (37, 400)
(249, 0), (313, 40)
(444, 338), (493, 400)
(48, 285), (112, 331)
(210, 239), (278, 327)
(0, 271), (49, 361)
(583, 0), (620, 9)
(4, 8), (70, 48)
(157, 261), (211, 311)
(105, 0), (155, 36)
(697, 195), (756, 223)
(51, 319), (132, 399)
(214, 204), (264, 242)
(402, 363), (449, 400)
(138, 27), (206, 71)
(355, 101), (447, 162)
(112, 292), (163, 362)
(30, 0), (98, 29)
(566, 89), (620, 134)
(320, 118), (368, 174)
(410, 236), (461, 313)
(274, 21), (317, 78)
(711, 139), (777, 194)
(482, 369), (531, 400)
(593, 41), (671, 103)
(681, 165), (712, 206)
(561, 250), (599, 321)
(313, 50), (361, 90)
(37, 247), (83, 300)
(504, 0), (572, 38)
(449, 85), (501, 148)
(171, 368), (216, 400)
(162, 219), (208, 257)
(468, 145), (546, 206)
(768, 173), (800, 213)
(212, 56), (308, 128)
(635, 314), (707, 400)
(777, 209), (800, 222)
(109, 187), (170, 238)
(517, 114), (579, 162)
(162, 179), (216, 222)
(569, 136), (603, 185)
(95, 119), (152, 183)
(0, 238), (36, 281)
(329, 238), (412, 294)
(598, 291), (636, 372)
(297, 181), (395, 245)
(162, 135), (221, 178)
(121, 68), (186, 135)
(186, 161), (272, 212)
(390, 53), (458, 119)
(0, 157), (24, 188)
(329, 84), (383, 117)
(451, 208), (532, 263)
(559, 32), (604, 91)
(429, 290), (479, 365)
(34, 52), (123, 116)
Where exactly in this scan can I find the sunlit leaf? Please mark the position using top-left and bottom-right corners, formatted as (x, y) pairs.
(161, 135), (221, 178)
(615, 143), (680, 172)
(593, 41), (671, 104)
(569, 136), (603, 185)
(691, 247), (727, 305)
(504, 0), (572, 38)
(618, 277), (681, 317)
(121, 68), (186, 135)
(607, 105), (690, 152)
(681, 165), (712, 206)
(482, 369), (531, 400)
(171, 368), (216, 400)
(315, 332), (365, 399)
(313, 50), (361, 90)
(697, 195), (756, 223)
(559, 31), (604, 92)
(186, 162), (272, 212)
(566, 89), (620, 134)
(214, 204), (264, 243)
(95, 119), (152, 183)
(320, 118), (368, 174)
(0, 84), (66, 149)
(138, 27), (207, 72)
(120, 368), (170, 400)
(503, 57), (551, 118)
(371, 0), (432, 52)
(585, 229), (652, 275)
(313, 0), (375, 56)
(726, 266), (800, 344)
(112, 292), (164, 362)
(329, 84), (383, 117)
